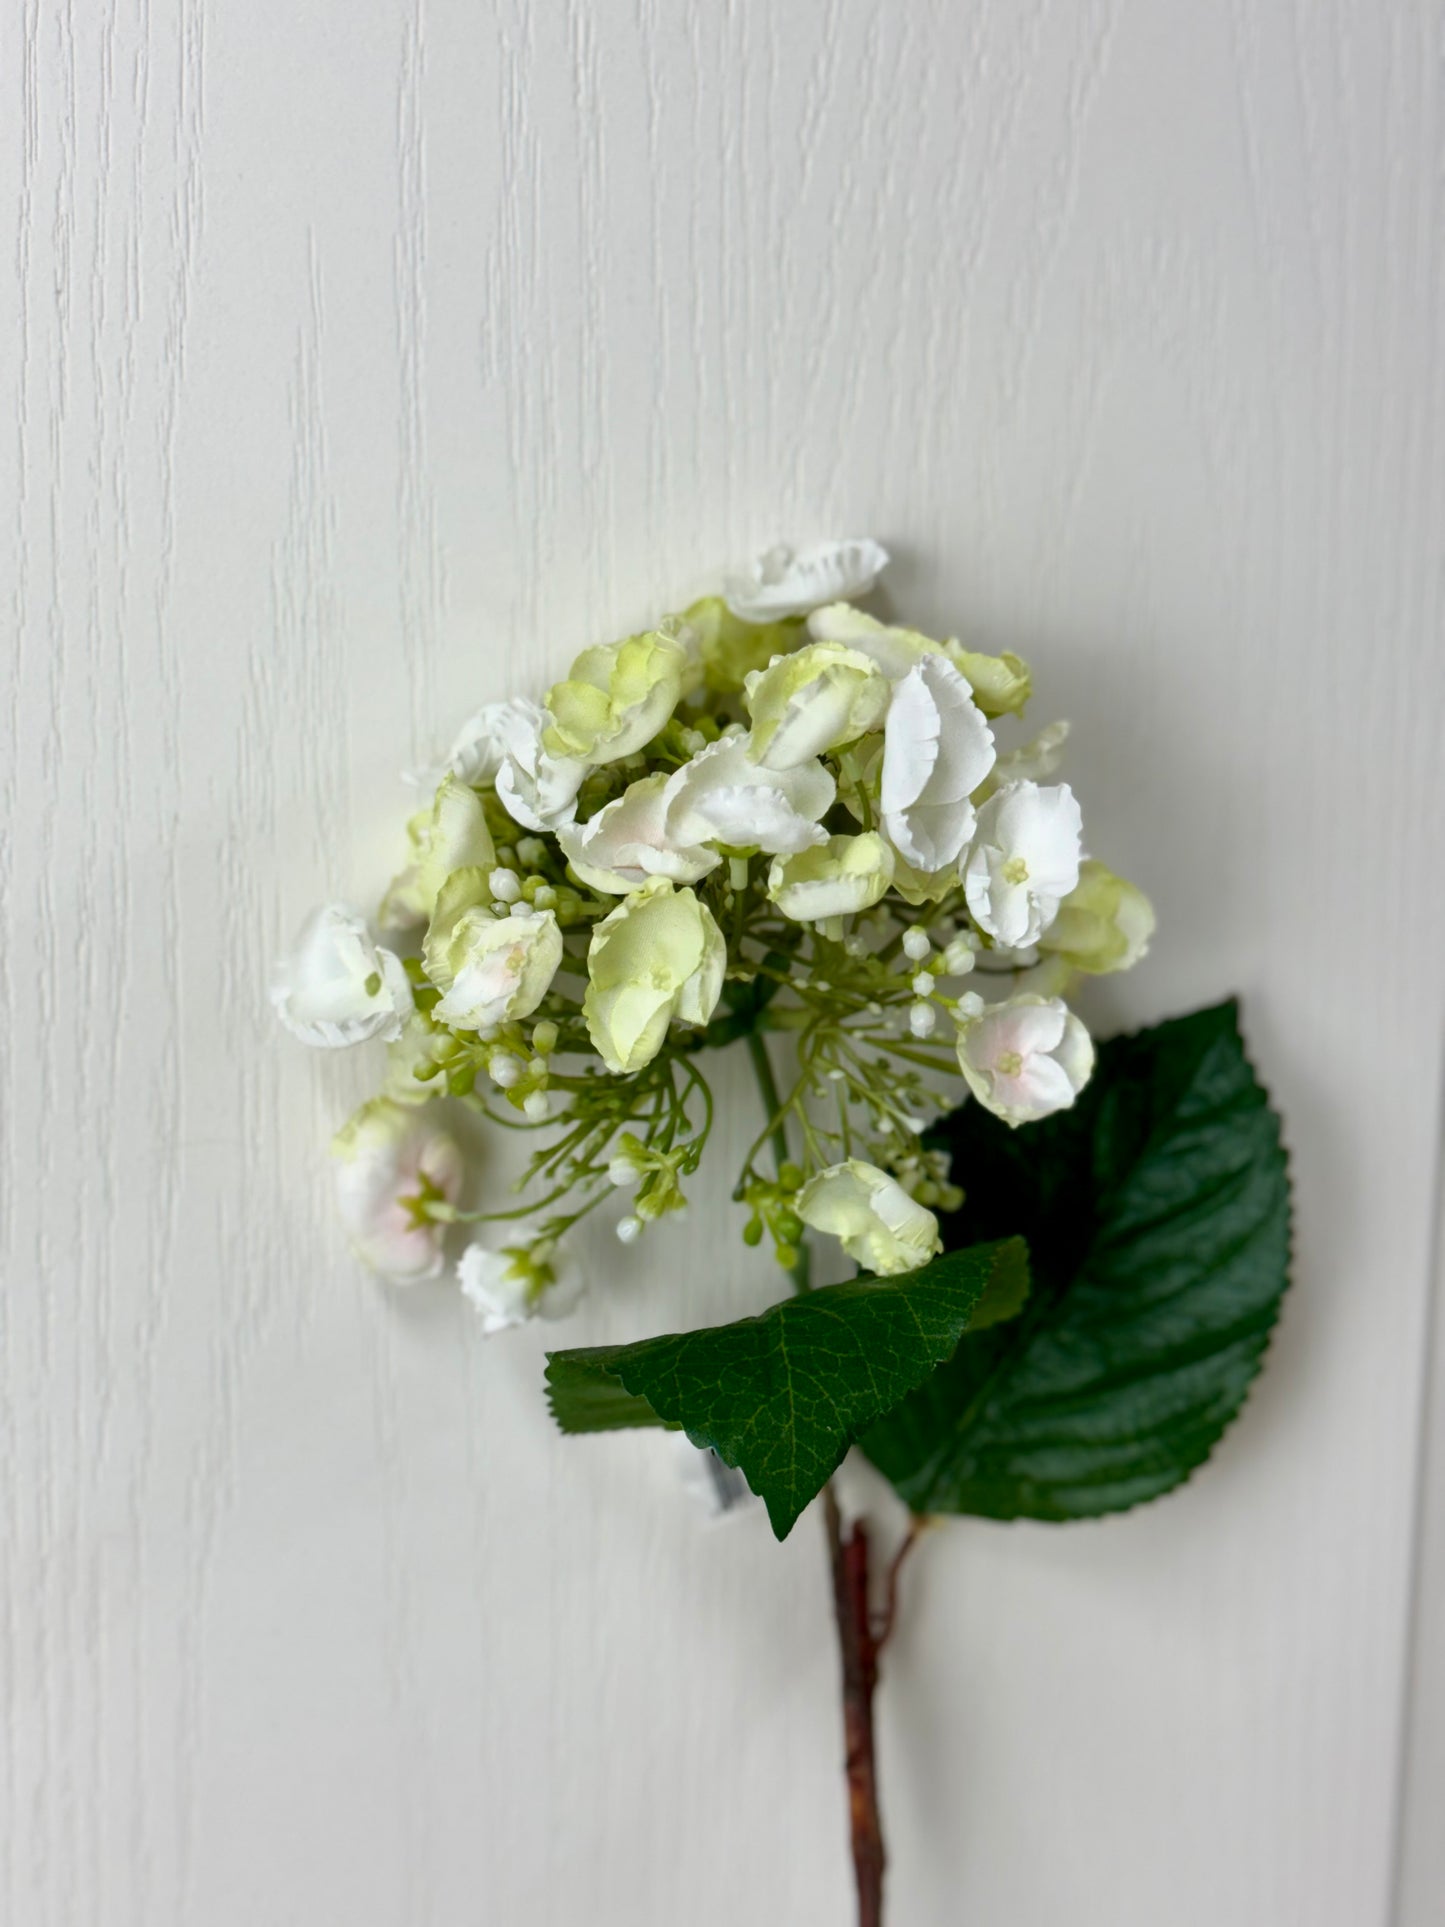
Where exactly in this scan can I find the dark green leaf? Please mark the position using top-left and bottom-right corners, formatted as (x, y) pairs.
(863, 1000), (1291, 1521)
(546, 1238), (1029, 1540)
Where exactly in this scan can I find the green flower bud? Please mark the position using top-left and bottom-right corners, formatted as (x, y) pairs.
(379, 774), (496, 930)
(796, 1158), (942, 1276)
(767, 832), (895, 923)
(1039, 859), (1155, 974)
(682, 595), (805, 694)
(423, 871), (563, 1032)
(582, 879), (726, 1074)
(542, 631), (688, 766)
(743, 641), (890, 770)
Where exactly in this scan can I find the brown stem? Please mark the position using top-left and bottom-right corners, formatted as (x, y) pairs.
(875, 1515), (924, 1653)
(824, 1485), (886, 1927)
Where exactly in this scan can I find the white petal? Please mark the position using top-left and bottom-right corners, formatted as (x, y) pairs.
(724, 539), (889, 621)
(662, 737), (834, 854)
(881, 657), (994, 871)
(272, 904), (414, 1047)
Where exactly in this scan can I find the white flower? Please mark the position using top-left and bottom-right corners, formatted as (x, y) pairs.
(423, 876), (563, 1032)
(663, 734), (835, 856)
(332, 1099), (464, 1282)
(557, 772), (720, 894)
(583, 879), (726, 1074)
(964, 781), (1083, 947)
(440, 702), (517, 785)
(743, 641), (891, 769)
(955, 994), (1093, 1127)
(724, 539), (889, 622)
(767, 832), (895, 923)
(795, 1159), (942, 1276)
(457, 1228), (585, 1334)
(491, 698), (588, 832)
(272, 904), (414, 1047)
(880, 655), (996, 871)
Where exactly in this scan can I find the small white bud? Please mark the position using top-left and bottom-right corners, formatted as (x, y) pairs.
(608, 1157), (641, 1189)
(956, 990), (986, 1020)
(681, 728), (707, 755)
(523, 1091), (551, 1122)
(911, 970), (936, 997)
(844, 936), (867, 958)
(516, 837), (547, 869)
(616, 1215), (643, 1244)
(508, 900), (535, 919)
(943, 936), (976, 976)
(532, 884), (558, 910)
(489, 1053), (523, 1089)
(909, 1001), (938, 1038)
(902, 927), (932, 962)
(489, 867), (522, 903)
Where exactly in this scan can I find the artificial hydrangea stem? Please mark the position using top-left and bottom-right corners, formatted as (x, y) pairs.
(825, 1484), (886, 1927)
(745, 1026), (883, 1922)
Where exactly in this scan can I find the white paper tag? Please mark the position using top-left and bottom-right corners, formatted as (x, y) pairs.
(670, 1434), (757, 1520)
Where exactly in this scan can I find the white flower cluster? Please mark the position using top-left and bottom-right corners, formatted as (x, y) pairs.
(276, 540), (1152, 1311)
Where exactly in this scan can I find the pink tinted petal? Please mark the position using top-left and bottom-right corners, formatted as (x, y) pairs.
(1016, 1055), (1077, 1116)
(1000, 1000), (1068, 1058)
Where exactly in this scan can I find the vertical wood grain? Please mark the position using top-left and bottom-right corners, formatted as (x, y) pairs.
(4, 3), (1444, 1922)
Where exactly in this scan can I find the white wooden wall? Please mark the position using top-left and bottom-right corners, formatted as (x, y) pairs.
(5, 4), (1444, 1922)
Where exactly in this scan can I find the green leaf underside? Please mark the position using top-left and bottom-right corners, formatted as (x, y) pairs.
(863, 999), (1291, 1522)
(546, 1239), (1029, 1540)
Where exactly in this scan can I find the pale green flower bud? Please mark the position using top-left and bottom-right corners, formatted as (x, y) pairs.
(808, 605), (1031, 717)
(767, 832), (895, 924)
(542, 630), (688, 766)
(1038, 859), (1155, 974)
(423, 869), (562, 1032)
(796, 1158), (942, 1276)
(743, 641), (891, 770)
(682, 595), (805, 695)
(583, 879), (726, 1074)
(379, 774), (497, 930)
(948, 647), (1031, 718)
(382, 1011), (446, 1106)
